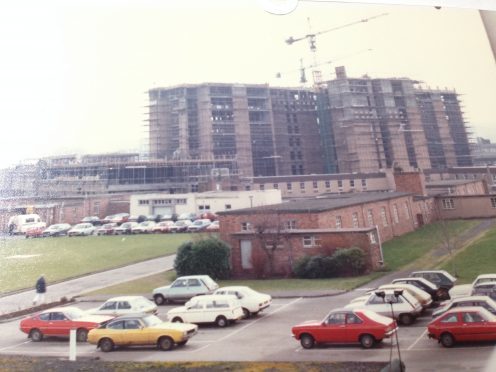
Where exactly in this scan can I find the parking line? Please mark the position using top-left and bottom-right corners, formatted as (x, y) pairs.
(0, 340), (30, 352)
(406, 329), (427, 351)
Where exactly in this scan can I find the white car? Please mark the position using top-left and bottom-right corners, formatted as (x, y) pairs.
(376, 283), (433, 309)
(345, 289), (423, 325)
(432, 295), (496, 318)
(187, 219), (211, 232)
(68, 223), (96, 237)
(87, 296), (158, 317)
(131, 221), (156, 234)
(153, 275), (219, 305)
(167, 294), (243, 327)
(449, 274), (496, 299)
(42, 223), (72, 237)
(169, 220), (193, 233)
(214, 286), (272, 318)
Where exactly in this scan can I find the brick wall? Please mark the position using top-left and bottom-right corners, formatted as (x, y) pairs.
(393, 171), (426, 196)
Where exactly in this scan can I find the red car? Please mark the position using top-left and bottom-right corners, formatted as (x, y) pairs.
(20, 306), (113, 342)
(427, 306), (496, 347)
(96, 223), (118, 235)
(25, 226), (45, 238)
(291, 308), (397, 349)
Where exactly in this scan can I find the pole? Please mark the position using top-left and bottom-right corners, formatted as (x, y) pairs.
(69, 329), (76, 361)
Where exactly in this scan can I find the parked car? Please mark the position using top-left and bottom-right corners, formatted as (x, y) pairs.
(410, 270), (457, 290)
(200, 212), (218, 221)
(291, 308), (397, 349)
(187, 219), (211, 232)
(345, 289), (423, 325)
(375, 283), (433, 309)
(42, 223), (72, 237)
(213, 286), (272, 318)
(96, 223), (118, 236)
(449, 274), (496, 299)
(471, 282), (496, 300)
(20, 306), (113, 342)
(167, 294), (243, 327)
(87, 313), (198, 352)
(169, 219), (193, 233)
(8, 214), (45, 235)
(87, 296), (158, 317)
(128, 215), (147, 223)
(427, 307), (496, 347)
(153, 275), (219, 305)
(152, 221), (176, 233)
(25, 225), (45, 238)
(391, 277), (447, 301)
(160, 213), (178, 222)
(177, 212), (197, 221)
(114, 222), (139, 235)
(131, 221), (156, 234)
(80, 216), (102, 226)
(205, 220), (220, 232)
(68, 223), (96, 237)
(146, 214), (163, 223)
(432, 296), (496, 319)
(108, 213), (130, 225)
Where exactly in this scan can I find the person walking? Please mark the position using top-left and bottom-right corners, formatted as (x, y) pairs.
(33, 275), (46, 306)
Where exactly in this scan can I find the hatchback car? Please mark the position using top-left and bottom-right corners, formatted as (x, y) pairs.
(80, 216), (102, 226)
(449, 274), (496, 299)
(428, 307), (496, 347)
(169, 220), (193, 233)
(292, 308), (397, 349)
(43, 223), (72, 237)
(114, 222), (139, 234)
(25, 226), (45, 238)
(152, 221), (176, 233)
(87, 313), (198, 352)
(20, 306), (112, 342)
(167, 294), (243, 327)
(187, 219), (211, 232)
(375, 283), (433, 309)
(346, 289), (422, 325)
(392, 277), (447, 301)
(432, 295), (496, 318)
(153, 275), (219, 305)
(88, 296), (158, 317)
(214, 286), (272, 318)
(410, 270), (457, 290)
(96, 223), (118, 236)
(68, 223), (96, 236)
(205, 220), (220, 232)
(471, 282), (496, 300)
(131, 221), (156, 234)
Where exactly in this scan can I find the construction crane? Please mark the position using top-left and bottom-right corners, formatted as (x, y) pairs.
(285, 13), (388, 85)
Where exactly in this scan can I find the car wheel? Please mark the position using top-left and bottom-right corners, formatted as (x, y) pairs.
(30, 329), (43, 342)
(300, 334), (315, 349)
(242, 308), (251, 319)
(177, 340), (188, 346)
(76, 328), (88, 342)
(215, 316), (228, 327)
(360, 334), (375, 349)
(99, 338), (114, 352)
(440, 332), (455, 348)
(399, 313), (414, 326)
(154, 294), (167, 306)
(172, 317), (183, 323)
(158, 336), (174, 351)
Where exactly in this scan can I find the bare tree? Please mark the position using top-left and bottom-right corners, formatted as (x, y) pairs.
(433, 200), (460, 277)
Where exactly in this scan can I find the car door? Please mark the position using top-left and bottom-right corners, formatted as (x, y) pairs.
(36, 313), (53, 336)
(104, 320), (126, 344)
(169, 279), (188, 300)
(49, 312), (71, 336)
(458, 311), (490, 341)
(117, 301), (133, 315)
(344, 312), (365, 342)
(315, 312), (347, 343)
(187, 278), (204, 298)
(123, 319), (149, 345)
(184, 299), (205, 323)
(98, 301), (118, 316)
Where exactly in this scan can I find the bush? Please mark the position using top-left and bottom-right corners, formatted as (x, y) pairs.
(292, 247), (366, 279)
(174, 238), (231, 280)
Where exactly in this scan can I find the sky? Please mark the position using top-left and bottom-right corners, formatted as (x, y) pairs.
(0, 0), (494, 168)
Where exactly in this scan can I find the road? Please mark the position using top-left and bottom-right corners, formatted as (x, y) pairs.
(1, 290), (495, 371)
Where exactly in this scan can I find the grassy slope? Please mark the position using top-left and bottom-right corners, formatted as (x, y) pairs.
(0, 234), (193, 293)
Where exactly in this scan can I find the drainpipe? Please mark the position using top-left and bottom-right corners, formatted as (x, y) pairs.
(375, 225), (384, 266)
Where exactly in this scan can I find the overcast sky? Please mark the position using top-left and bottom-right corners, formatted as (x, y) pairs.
(0, 0), (494, 168)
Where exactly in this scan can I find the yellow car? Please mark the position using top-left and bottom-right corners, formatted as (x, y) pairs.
(87, 313), (198, 352)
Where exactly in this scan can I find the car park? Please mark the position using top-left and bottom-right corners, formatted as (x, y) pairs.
(42, 223), (72, 237)
(114, 222), (139, 234)
(131, 220), (156, 233)
(345, 289), (422, 325)
(96, 223), (118, 235)
(432, 296), (496, 318)
(213, 286), (272, 318)
(205, 220), (220, 232)
(427, 306), (496, 348)
(291, 308), (397, 349)
(392, 277), (448, 301)
(169, 219), (193, 233)
(25, 225), (45, 238)
(152, 220), (176, 233)
(410, 270), (457, 290)
(186, 219), (211, 232)
(471, 282), (496, 300)
(87, 296), (158, 316)
(449, 274), (496, 299)
(167, 294), (244, 327)
(87, 313), (198, 352)
(374, 283), (433, 309)
(68, 223), (96, 236)
(20, 306), (113, 342)
(153, 275), (219, 305)
(80, 216), (102, 226)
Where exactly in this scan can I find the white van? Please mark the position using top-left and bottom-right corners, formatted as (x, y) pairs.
(8, 214), (46, 234)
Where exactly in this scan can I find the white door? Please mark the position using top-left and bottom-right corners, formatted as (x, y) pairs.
(240, 240), (253, 269)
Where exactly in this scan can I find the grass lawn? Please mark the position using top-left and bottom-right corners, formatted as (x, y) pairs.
(439, 225), (496, 284)
(0, 234), (194, 293)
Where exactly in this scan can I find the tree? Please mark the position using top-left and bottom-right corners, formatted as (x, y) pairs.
(433, 200), (461, 277)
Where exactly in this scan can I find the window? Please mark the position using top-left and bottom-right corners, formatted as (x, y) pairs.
(369, 231), (377, 244)
(325, 180), (331, 189)
(361, 179), (367, 188)
(125, 320), (141, 329)
(93, 201), (100, 215)
(241, 222), (251, 231)
(335, 216), (342, 229)
(367, 209), (374, 226)
(108, 321), (125, 329)
(139, 200), (150, 205)
(286, 220), (296, 230)
(337, 180), (343, 190)
(51, 312), (67, 321)
(273, 183), (279, 189)
(300, 182), (305, 190)
(462, 312), (484, 323)
(491, 197), (496, 208)
(259, 184), (265, 191)
(118, 301), (131, 310)
(302, 235), (321, 247)
(172, 279), (188, 288)
(442, 198), (455, 210)
(326, 313), (346, 325)
(287, 182), (292, 191)
(347, 313), (363, 324)
(393, 204), (399, 223)
(350, 179), (355, 188)
(188, 279), (201, 287)
(380, 207), (388, 227)
(39, 313), (50, 321)
(404, 202), (410, 220)
(313, 181), (318, 189)
(225, 204), (231, 209)
(440, 314), (458, 323)
(352, 212), (359, 228)
(101, 301), (117, 310)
